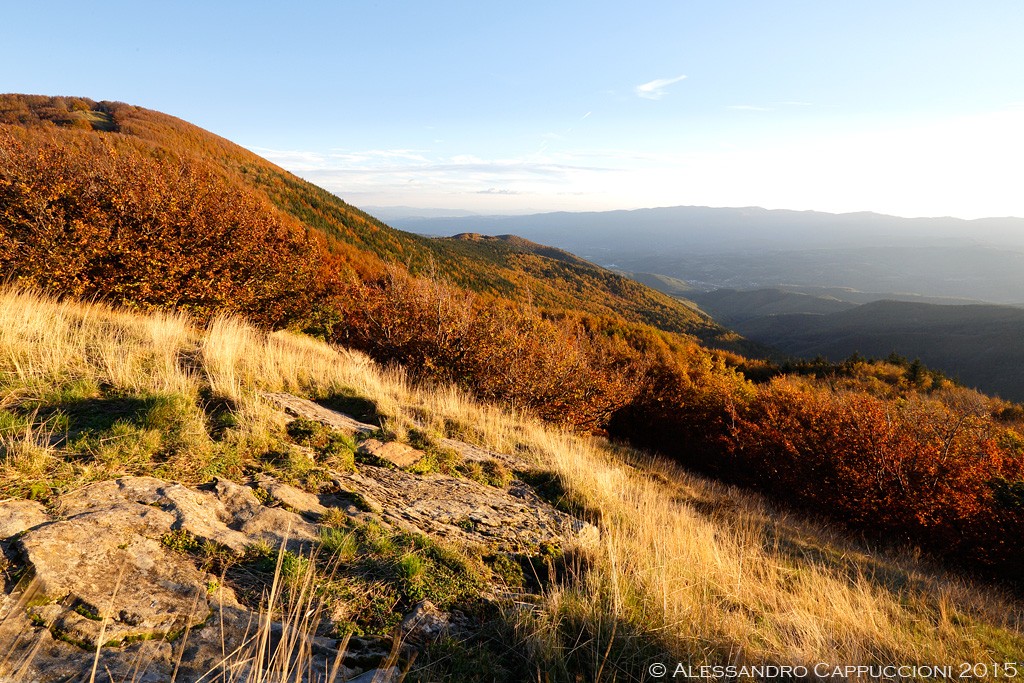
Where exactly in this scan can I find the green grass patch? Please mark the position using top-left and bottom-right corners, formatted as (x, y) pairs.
(0, 409), (31, 435)
(319, 527), (358, 561)
(405, 428), (470, 479)
(162, 528), (202, 555)
(487, 554), (525, 588)
(459, 459), (513, 488)
(285, 418), (356, 472)
(1, 382), (225, 498)
(228, 519), (489, 638)
(409, 630), (520, 683)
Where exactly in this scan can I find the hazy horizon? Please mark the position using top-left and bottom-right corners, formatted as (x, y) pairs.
(365, 202), (1024, 223)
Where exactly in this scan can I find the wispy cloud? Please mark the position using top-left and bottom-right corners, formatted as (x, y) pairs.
(248, 145), (618, 205)
(728, 104), (774, 112)
(635, 74), (687, 100)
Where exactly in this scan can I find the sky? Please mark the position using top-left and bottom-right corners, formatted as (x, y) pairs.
(4, 0), (1024, 218)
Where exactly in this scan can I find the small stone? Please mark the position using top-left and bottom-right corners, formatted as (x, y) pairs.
(358, 438), (425, 468)
(261, 392), (377, 435)
(237, 505), (320, 550)
(348, 668), (400, 683)
(400, 599), (450, 643)
(254, 474), (328, 518)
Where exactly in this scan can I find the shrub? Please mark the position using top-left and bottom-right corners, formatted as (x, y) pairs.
(0, 126), (327, 328)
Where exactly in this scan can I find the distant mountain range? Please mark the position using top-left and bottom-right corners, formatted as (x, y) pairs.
(392, 205), (1024, 251)
(391, 206), (1024, 305)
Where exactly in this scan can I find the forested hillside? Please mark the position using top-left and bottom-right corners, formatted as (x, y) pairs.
(689, 289), (1024, 402)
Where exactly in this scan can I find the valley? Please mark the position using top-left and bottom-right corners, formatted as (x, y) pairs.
(394, 207), (1024, 402)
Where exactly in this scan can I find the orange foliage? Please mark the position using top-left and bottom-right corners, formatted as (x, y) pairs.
(333, 267), (644, 430)
(0, 125), (326, 327)
(614, 367), (1024, 577)
(731, 380), (1024, 567)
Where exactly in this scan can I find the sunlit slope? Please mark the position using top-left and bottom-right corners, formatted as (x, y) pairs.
(1, 288), (1020, 675)
(0, 94), (733, 345)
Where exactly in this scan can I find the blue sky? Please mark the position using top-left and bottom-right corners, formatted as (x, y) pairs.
(5, 1), (1024, 217)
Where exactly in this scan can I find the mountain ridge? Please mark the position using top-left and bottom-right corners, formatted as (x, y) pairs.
(391, 205), (1024, 305)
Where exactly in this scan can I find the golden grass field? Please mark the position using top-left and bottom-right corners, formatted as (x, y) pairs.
(1, 288), (1022, 680)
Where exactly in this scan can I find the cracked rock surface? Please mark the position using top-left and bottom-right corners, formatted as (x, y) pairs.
(0, 394), (597, 681)
(331, 467), (597, 552)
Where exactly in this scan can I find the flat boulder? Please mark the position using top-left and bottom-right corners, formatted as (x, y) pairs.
(14, 475), (321, 648)
(262, 392), (377, 435)
(19, 502), (210, 647)
(332, 466), (598, 553)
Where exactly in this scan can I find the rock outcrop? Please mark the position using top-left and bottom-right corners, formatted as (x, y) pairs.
(0, 395), (597, 681)
(331, 467), (596, 552)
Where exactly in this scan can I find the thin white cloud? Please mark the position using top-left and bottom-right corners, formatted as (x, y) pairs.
(247, 145), (618, 209)
(635, 74), (687, 100)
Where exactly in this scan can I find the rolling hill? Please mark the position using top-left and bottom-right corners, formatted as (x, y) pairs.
(687, 287), (857, 323)
(0, 95), (735, 346)
(681, 285), (1024, 401)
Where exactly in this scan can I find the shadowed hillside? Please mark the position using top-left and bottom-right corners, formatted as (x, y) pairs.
(692, 291), (1024, 401)
(688, 288), (857, 323)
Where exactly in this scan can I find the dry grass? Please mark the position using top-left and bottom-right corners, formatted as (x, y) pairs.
(1, 288), (1022, 678)
(0, 552), (359, 683)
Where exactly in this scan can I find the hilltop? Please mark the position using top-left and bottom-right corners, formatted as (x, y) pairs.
(0, 94), (730, 346)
